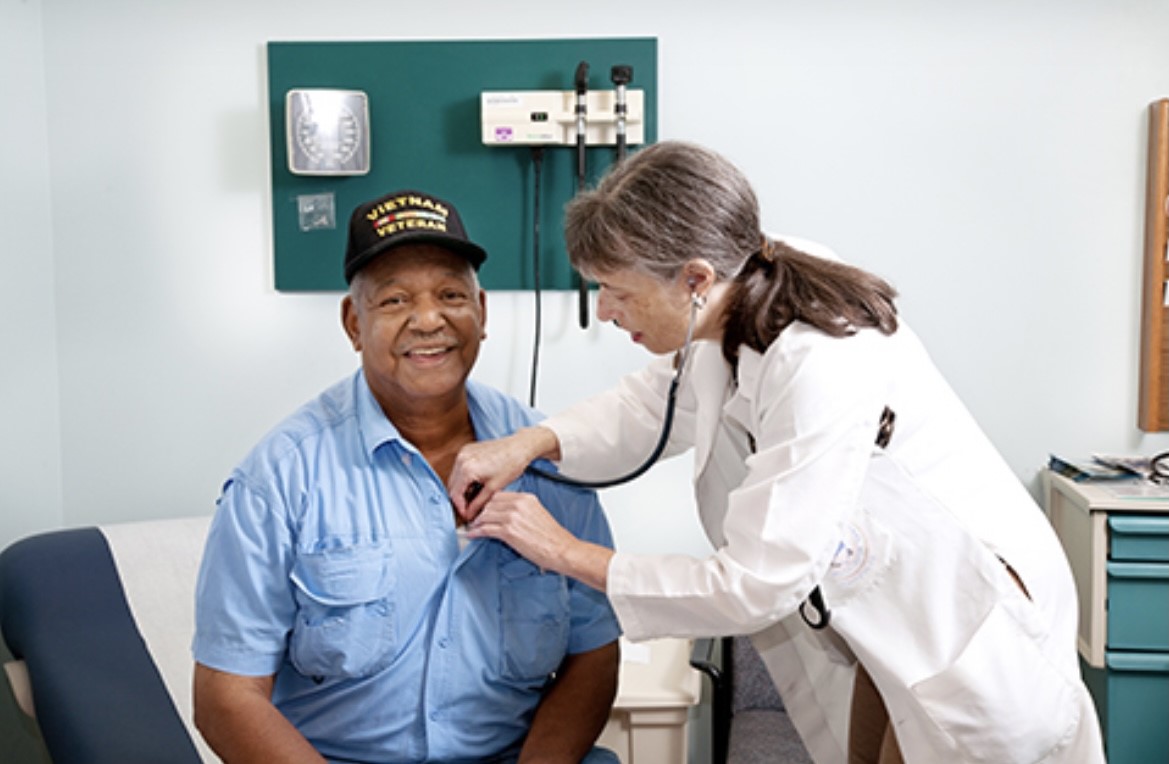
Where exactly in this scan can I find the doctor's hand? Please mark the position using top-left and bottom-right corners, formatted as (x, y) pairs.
(449, 426), (562, 522)
(466, 491), (614, 593)
(464, 492), (576, 574)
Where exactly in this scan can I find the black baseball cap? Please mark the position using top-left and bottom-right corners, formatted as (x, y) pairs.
(344, 190), (488, 283)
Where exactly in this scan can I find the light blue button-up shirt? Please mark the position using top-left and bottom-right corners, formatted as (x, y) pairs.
(193, 371), (620, 763)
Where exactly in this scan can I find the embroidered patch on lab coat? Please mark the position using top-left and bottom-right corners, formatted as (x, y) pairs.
(822, 507), (894, 606)
(827, 521), (869, 583)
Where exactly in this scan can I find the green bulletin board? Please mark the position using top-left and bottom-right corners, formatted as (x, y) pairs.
(267, 38), (658, 291)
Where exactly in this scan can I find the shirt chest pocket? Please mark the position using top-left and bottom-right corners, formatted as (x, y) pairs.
(289, 544), (397, 680)
(498, 556), (570, 682)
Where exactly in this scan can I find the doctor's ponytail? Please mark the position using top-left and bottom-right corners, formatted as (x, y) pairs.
(562, 140), (899, 369)
(721, 238), (899, 368)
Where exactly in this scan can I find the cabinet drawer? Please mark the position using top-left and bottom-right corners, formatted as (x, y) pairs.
(1107, 561), (1169, 650)
(1109, 516), (1169, 562)
(1082, 652), (1169, 764)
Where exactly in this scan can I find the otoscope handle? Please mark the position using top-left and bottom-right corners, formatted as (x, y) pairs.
(610, 65), (632, 163)
(574, 60), (590, 327)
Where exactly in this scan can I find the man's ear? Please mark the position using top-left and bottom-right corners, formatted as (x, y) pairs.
(478, 288), (487, 339)
(341, 295), (362, 351)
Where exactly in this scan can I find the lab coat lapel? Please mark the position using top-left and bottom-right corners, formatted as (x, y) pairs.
(689, 342), (763, 473)
(687, 342), (735, 481)
(688, 343), (763, 547)
(724, 345), (763, 434)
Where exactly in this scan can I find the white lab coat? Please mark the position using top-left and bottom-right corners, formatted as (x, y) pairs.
(545, 315), (1105, 763)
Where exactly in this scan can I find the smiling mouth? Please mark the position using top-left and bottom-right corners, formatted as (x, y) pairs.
(404, 346), (454, 360)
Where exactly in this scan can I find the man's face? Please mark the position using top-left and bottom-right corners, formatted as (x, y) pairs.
(342, 244), (486, 413)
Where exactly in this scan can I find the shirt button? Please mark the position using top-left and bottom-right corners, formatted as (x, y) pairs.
(400, 453), (412, 466)
(429, 494), (441, 505)
(438, 637), (450, 649)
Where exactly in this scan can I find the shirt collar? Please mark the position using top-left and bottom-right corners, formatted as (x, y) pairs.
(353, 371), (503, 459)
(354, 371), (402, 459)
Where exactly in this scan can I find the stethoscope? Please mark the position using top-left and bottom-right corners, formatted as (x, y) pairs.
(519, 286), (836, 631)
(1151, 451), (1169, 484)
(524, 288), (703, 489)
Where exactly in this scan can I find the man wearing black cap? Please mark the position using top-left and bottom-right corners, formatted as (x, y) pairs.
(191, 190), (621, 763)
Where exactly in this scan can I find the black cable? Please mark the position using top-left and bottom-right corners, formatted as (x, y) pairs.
(523, 295), (700, 490)
(456, 299), (694, 502)
(529, 146), (545, 408)
(526, 374), (681, 489)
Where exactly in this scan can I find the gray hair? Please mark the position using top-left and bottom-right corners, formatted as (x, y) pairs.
(565, 141), (899, 366)
(564, 141), (762, 282)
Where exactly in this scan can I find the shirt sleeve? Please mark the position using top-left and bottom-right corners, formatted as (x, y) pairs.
(191, 474), (297, 676)
(607, 327), (891, 640)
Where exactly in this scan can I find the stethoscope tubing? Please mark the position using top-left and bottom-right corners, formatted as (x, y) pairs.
(529, 387), (833, 631)
(521, 291), (835, 631)
(524, 291), (701, 490)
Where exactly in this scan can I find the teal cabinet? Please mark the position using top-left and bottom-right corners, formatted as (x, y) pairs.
(1082, 653), (1169, 764)
(1046, 473), (1169, 764)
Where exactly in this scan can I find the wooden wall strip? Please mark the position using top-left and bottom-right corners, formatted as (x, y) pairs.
(1139, 99), (1169, 431)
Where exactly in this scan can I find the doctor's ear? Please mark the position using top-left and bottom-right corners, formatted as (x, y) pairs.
(681, 259), (716, 293)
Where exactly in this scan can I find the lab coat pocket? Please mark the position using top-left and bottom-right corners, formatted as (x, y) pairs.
(832, 452), (1083, 761)
(499, 556), (569, 682)
(910, 602), (1081, 763)
(288, 543), (397, 679)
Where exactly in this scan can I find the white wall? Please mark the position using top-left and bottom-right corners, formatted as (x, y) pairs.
(4, 0), (1169, 559)
(1, 0), (63, 545)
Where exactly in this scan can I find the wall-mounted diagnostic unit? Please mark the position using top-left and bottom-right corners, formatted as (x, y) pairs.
(481, 89), (645, 146)
(479, 62), (647, 399)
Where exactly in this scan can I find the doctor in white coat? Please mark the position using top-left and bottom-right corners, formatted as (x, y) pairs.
(450, 141), (1105, 764)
